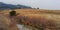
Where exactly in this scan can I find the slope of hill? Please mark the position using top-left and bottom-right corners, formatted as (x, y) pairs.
(0, 2), (32, 10)
(15, 9), (60, 30)
(1, 9), (60, 30)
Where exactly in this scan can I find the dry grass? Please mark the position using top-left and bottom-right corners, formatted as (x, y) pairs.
(0, 9), (60, 30)
(0, 12), (19, 30)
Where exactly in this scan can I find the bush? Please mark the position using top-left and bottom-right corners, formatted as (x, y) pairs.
(9, 10), (16, 16)
(37, 8), (39, 9)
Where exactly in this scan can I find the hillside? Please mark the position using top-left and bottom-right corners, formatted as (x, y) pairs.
(0, 2), (32, 10)
(0, 9), (60, 30)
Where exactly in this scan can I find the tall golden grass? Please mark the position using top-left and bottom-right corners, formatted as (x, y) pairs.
(1, 9), (60, 30)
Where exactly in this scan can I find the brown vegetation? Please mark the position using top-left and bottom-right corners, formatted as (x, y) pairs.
(0, 13), (19, 30)
(0, 9), (60, 30)
(15, 15), (57, 30)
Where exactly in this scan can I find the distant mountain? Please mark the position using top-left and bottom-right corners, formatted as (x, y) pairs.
(0, 2), (32, 10)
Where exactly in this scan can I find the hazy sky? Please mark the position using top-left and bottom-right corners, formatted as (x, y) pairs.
(0, 0), (60, 10)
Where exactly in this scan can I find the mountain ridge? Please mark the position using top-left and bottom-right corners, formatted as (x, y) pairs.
(0, 2), (32, 10)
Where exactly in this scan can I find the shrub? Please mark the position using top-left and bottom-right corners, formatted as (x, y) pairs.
(9, 10), (16, 16)
(37, 8), (39, 9)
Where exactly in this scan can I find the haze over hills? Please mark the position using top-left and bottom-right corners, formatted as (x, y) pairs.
(0, 2), (32, 10)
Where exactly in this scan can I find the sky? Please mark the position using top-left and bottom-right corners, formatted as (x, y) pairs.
(0, 0), (60, 10)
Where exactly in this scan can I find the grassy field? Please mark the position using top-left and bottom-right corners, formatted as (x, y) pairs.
(0, 9), (60, 30)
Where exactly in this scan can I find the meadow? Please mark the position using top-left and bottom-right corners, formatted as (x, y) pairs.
(0, 9), (60, 30)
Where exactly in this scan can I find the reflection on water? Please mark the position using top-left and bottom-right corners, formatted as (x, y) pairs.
(16, 24), (38, 30)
